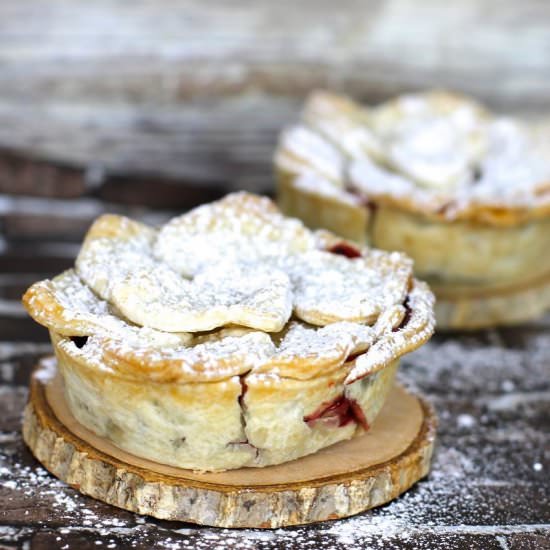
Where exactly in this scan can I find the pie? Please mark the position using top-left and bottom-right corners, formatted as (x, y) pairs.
(275, 90), (550, 329)
(23, 193), (434, 472)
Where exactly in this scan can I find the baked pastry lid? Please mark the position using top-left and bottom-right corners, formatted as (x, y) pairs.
(23, 193), (435, 385)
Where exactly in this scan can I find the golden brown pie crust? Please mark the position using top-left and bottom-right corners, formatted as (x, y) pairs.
(22, 193), (435, 470)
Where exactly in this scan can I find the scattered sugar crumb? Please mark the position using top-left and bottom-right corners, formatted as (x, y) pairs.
(457, 414), (476, 429)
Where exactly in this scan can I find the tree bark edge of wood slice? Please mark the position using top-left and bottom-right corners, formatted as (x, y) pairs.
(22, 360), (437, 528)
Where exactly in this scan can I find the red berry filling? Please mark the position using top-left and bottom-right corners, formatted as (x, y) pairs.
(345, 351), (363, 363)
(393, 297), (412, 332)
(348, 399), (370, 431)
(304, 395), (369, 430)
(238, 376), (248, 408)
(328, 242), (362, 259)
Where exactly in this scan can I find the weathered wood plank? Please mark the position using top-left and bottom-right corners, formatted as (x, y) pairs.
(0, 320), (49, 343)
(1, 0), (550, 110)
(0, 149), (86, 198)
(0, 343), (52, 385)
(0, 387), (27, 433)
(97, 174), (226, 210)
(508, 533), (550, 549)
(402, 323), (550, 396)
(0, 195), (176, 241)
(5, 527), (542, 550)
(0, 243), (77, 274)
(0, 97), (291, 195)
(1, 0), (549, 197)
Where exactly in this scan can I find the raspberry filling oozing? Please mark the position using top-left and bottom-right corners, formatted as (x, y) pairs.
(304, 395), (369, 430)
(393, 297), (412, 332)
(327, 242), (362, 259)
(238, 376), (248, 408)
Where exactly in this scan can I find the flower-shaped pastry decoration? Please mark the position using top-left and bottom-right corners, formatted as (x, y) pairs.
(23, 193), (434, 386)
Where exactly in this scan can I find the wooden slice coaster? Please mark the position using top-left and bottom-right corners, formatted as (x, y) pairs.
(22, 359), (437, 528)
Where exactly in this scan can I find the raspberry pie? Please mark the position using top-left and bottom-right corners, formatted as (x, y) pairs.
(276, 91), (550, 329)
(23, 193), (434, 472)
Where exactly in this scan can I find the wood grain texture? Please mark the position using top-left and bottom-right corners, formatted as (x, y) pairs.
(1, 0), (549, 108)
(22, 364), (436, 528)
(0, 0), (549, 201)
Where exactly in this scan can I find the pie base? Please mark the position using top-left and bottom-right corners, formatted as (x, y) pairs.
(433, 273), (550, 330)
(50, 330), (401, 472)
(22, 359), (437, 528)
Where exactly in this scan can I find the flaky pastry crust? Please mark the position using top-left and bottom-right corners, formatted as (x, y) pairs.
(23, 193), (434, 471)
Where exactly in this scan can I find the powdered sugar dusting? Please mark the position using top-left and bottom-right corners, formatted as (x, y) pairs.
(302, 90), (384, 161)
(22, 193), (434, 383)
(286, 249), (412, 327)
(275, 125), (345, 184)
(155, 192), (317, 276)
(277, 90), (550, 222)
(73, 195), (414, 333)
(24, 270), (192, 347)
(112, 262), (294, 333)
(293, 172), (361, 206)
(253, 320), (376, 379)
(347, 280), (435, 384)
